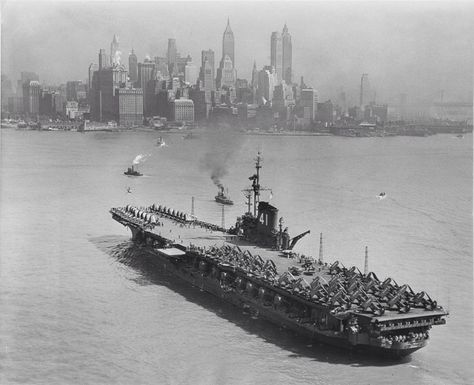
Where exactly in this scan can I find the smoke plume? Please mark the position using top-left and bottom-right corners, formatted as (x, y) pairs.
(200, 126), (246, 188)
(132, 153), (151, 165)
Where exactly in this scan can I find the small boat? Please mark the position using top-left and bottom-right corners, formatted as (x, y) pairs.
(378, 192), (386, 200)
(124, 165), (142, 176)
(215, 185), (234, 205)
(456, 134), (464, 139)
(156, 137), (166, 147)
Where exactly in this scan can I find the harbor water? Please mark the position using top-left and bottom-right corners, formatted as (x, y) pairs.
(0, 129), (472, 384)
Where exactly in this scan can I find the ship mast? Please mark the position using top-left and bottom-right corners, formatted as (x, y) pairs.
(252, 152), (262, 217)
(243, 152), (271, 217)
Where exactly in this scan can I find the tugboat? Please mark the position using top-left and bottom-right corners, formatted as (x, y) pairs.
(215, 185), (234, 205)
(124, 165), (143, 176)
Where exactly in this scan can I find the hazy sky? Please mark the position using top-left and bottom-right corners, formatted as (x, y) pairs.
(2, 0), (473, 104)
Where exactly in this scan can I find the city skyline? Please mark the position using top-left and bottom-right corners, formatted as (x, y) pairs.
(2, 1), (473, 105)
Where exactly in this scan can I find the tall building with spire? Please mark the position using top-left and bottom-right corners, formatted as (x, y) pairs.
(110, 35), (120, 65)
(271, 31), (283, 83)
(128, 49), (138, 85)
(217, 19), (236, 88)
(221, 18), (235, 69)
(282, 24), (292, 84)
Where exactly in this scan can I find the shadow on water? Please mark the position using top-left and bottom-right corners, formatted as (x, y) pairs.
(90, 235), (411, 368)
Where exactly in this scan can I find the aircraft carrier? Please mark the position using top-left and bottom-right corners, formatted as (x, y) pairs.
(110, 153), (447, 357)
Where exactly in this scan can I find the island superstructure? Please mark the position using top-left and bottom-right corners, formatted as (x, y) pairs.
(110, 153), (447, 357)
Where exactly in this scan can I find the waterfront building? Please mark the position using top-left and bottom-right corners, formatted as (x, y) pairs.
(54, 92), (66, 116)
(64, 100), (79, 120)
(237, 103), (257, 122)
(364, 103), (388, 123)
(1, 75), (13, 113)
(171, 98), (194, 122)
(336, 88), (347, 115)
(257, 66), (277, 105)
(128, 49), (138, 85)
(200, 50), (215, 90)
(118, 88), (143, 126)
(66, 81), (86, 102)
(110, 34), (120, 65)
(300, 88), (318, 126)
(317, 100), (334, 124)
(8, 97), (23, 114)
(22, 80), (41, 116)
(282, 24), (292, 84)
(88, 63), (98, 97)
(90, 64), (127, 122)
(272, 82), (295, 122)
(156, 89), (172, 119)
(271, 31), (283, 84)
(189, 88), (210, 121)
(39, 91), (55, 117)
(138, 60), (156, 116)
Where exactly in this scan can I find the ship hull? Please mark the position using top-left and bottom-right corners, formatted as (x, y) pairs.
(127, 227), (424, 358)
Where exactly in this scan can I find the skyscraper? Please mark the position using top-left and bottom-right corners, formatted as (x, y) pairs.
(138, 60), (156, 116)
(216, 55), (236, 89)
(118, 88), (143, 126)
(90, 65), (127, 122)
(360, 73), (370, 109)
(167, 38), (177, 75)
(99, 49), (109, 70)
(184, 61), (198, 85)
(301, 88), (318, 125)
(221, 18), (235, 69)
(128, 49), (138, 85)
(281, 24), (292, 84)
(22, 80), (41, 116)
(110, 34), (120, 65)
(257, 66), (277, 105)
(201, 49), (215, 90)
(88, 63), (98, 91)
(217, 19), (235, 89)
(271, 32), (283, 83)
